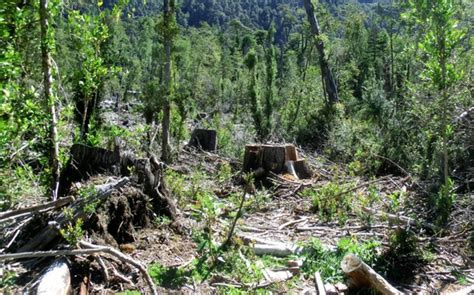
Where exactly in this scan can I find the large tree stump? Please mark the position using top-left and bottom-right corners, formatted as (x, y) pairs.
(243, 144), (312, 179)
(188, 129), (217, 152)
(341, 254), (402, 295)
(59, 143), (121, 196)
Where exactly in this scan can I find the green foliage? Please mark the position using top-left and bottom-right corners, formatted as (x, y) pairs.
(79, 185), (99, 214)
(301, 237), (380, 283)
(149, 262), (187, 288)
(302, 182), (354, 224)
(59, 209), (84, 246)
(435, 178), (456, 225)
(217, 161), (233, 184)
(0, 270), (17, 290)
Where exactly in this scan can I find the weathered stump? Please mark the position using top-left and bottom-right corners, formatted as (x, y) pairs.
(59, 143), (121, 196)
(188, 129), (217, 152)
(243, 144), (312, 179)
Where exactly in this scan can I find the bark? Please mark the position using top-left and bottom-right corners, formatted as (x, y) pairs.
(341, 254), (402, 295)
(40, 0), (60, 200)
(303, 0), (339, 105)
(188, 129), (218, 152)
(294, 159), (313, 179)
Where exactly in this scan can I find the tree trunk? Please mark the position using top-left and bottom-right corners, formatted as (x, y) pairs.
(303, 0), (339, 106)
(40, 0), (60, 201)
(161, 0), (174, 164)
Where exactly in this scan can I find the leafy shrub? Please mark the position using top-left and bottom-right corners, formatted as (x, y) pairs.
(301, 237), (380, 283)
(301, 182), (354, 224)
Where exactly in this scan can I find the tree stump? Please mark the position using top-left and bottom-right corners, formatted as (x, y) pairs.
(243, 144), (312, 179)
(188, 129), (217, 152)
(294, 159), (313, 179)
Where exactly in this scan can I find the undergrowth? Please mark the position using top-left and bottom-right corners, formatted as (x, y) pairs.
(300, 237), (380, 283)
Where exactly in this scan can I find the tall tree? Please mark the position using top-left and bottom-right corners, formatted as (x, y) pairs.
(406, 0), (464, 223)
(161, 0), (177, 163)
(40, 0), (60, 200)
(303, 0), (339, 105)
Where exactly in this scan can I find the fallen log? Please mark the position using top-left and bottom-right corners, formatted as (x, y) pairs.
(362, 207), (436, 231)
(341, 254), (402, 295)
(0, 196), (75, 222)
(17, 177), (129, 252)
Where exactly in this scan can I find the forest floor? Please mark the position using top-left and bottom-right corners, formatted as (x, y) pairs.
(1, 100), (472, 294)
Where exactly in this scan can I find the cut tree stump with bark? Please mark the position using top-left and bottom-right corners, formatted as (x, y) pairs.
(188, 129), (217, 152)
(243, 144), (313, 179)
(341, 254), (402, 295)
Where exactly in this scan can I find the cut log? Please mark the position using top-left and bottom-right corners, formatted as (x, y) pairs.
(28, 258), (71, 295)
(341, 254), (402, 295)
(294, 159), (313, 179)
(188, 129), (217, 152)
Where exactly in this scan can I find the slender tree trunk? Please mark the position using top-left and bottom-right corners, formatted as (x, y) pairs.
(40, 0), (60, 200)
(440, 39), (449, 187)
(303, 0), (339, 106)
(161, 0), (174, 164)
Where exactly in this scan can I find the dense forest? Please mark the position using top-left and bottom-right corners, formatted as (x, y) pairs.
(1, 0), (473, 294)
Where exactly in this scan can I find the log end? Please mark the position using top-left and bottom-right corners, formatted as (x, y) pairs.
(341, 253), (362, 274)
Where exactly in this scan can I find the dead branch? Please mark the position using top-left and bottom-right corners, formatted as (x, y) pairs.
(361, 207), (437, 231)
(221, 192), (247, 249)
(79, 241), (157, 295)
(278, 217), (308, 230)
(314, 271), (326, 295)
(0, 196), (75, 222)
